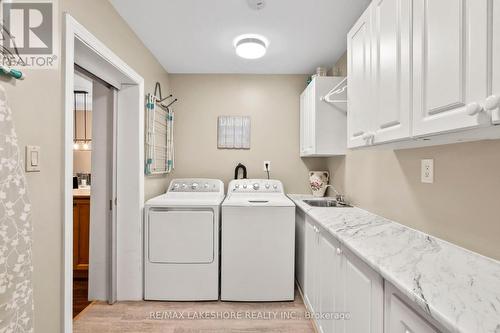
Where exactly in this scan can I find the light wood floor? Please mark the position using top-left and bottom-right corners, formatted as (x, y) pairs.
(73, 288), (315, 333)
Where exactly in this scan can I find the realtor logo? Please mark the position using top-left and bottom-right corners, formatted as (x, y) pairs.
(0, 0), (58, 68)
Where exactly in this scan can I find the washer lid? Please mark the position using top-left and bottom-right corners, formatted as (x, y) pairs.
(222, 193), (295, 207)
(146, 193), (225, 206)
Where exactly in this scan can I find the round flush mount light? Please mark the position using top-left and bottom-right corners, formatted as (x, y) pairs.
(234, 34), (269, 59)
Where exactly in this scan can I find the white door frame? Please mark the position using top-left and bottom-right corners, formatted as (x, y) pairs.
(63, 14), (144, 333)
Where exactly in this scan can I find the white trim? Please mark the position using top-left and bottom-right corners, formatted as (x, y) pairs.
(63, 13), (144, 333)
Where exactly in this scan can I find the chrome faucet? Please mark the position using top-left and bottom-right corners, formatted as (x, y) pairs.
(326, 184), (346, 204)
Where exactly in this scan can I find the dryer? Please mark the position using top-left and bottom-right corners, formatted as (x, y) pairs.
(221, 179), (295, 301)
(144, 178), (224, 301)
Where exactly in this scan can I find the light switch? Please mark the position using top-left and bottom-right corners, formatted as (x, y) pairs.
(31, 151), (39, 166)
(25, 146), (41, 172)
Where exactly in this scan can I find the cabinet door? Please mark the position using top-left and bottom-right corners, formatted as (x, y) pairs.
(347, 5), (374, 148)
(491, 0), (500, 124)
(386, 294), (439, 333)
(412, 0), (489, 136)
(300, 85), (316, 156)
(303, 220), (318, 312)
(372, 0), (411, 143)
(295, 209), (306, 289)
(307, 84), (316, 153)
(318, 235), (341, 333)
(73, 199), (90, 274)
(300, 92), (307, 155)
(340, 247), (384, 333)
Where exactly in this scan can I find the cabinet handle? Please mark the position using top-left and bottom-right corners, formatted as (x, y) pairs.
(361, 132), (372, 140)
(484, 95), (500, 112)
(466, 102), (484, 116)
(336, 247), (342, 255)
(362, 132), (375, 145)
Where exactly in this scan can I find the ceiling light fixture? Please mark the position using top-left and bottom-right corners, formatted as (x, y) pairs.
(234, 34), (268, 59)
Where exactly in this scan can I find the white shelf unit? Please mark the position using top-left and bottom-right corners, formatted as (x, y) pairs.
(300, 76), (347, 157)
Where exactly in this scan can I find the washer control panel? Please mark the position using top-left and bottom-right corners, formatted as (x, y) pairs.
(168, 179), (224, 193)
(229, 179), (283, 193)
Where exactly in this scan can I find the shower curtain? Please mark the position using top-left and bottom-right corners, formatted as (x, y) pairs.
(0, 85), (34, 332)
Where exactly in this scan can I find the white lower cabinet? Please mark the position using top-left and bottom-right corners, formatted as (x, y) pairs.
(295, 210), (451, 333)
(340, 246), (384, 333)
(303, 219), (320, 313)
(318, 235), (341, 333)
(297, 216), (383, 333)
(384, 282), (440, 333)
(295, 209), (306, 290)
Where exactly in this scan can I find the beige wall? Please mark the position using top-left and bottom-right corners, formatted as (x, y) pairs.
(2, 0), (170, 331)
(73, 151), (91, 174)
(73, 110), (92, 174)
(167, 74), (328, 193)
(327, 52), (500, 260)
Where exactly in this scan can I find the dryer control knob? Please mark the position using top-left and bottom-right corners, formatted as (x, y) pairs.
(243, 184), (247, 189)
(265, 183), (270, 189)
(273, 184), (278, 189)
(173, 184), (179, 189)
(182, 184), (187, 189)
(253, 183), (260, 190)
(204, 183), (209, 189)
(191, 183), (198, 190)
(235, 184), (240, 189)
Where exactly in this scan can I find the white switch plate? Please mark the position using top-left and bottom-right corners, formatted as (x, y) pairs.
(25, 145), (41, 172)
(263, 161), (271, 171)
(421, 159), (433, 183)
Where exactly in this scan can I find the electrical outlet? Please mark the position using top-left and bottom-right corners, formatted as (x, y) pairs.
(263, 161), (271, 171)
(421, 159), (434, 184)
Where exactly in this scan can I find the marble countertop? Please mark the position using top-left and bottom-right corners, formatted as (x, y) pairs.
(73, 187), (90, 198)
(288, 194), (500, 333)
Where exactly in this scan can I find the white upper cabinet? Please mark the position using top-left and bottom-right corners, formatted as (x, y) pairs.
(491, 0), (500, 124)
(347, 6), (374, 148)
(372, 0), (411, 143)
(300, 77), (347, 156)
(412, 0), (490, 136)
(300, 85), (314, 156)
(347, 0), (500, 149)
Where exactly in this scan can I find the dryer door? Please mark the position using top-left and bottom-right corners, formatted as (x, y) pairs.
(148, 210), (214, 263)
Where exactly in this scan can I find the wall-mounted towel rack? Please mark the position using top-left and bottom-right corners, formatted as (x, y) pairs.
(0, 23), (26, 80)
(320, 77), (347, 108)
(0, 63), (24, 80)
(154, 82), (177, 108)
(145, 82), (176, 175)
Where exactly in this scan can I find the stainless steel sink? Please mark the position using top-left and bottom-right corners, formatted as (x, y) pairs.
(303, 200), (352, 208)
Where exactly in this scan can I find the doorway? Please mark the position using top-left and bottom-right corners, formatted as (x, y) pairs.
(72, 68), (117, 318)
(64, 14), (145, 333)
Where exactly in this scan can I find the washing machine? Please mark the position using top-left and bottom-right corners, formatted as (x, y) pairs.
(221, 179), (295, 301)
(144, 178), (224, 300)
